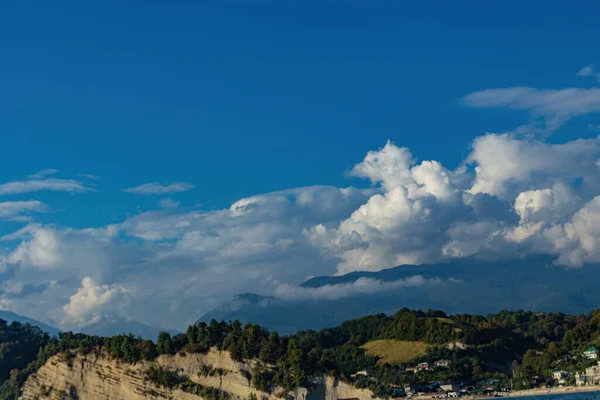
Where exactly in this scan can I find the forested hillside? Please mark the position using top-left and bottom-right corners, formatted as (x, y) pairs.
(3, 308), (600, 399)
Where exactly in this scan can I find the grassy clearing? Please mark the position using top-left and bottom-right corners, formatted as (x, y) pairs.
(361, 340), (429, 364)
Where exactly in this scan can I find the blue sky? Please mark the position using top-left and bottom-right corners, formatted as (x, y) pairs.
(3, 2), (600, 330)
(2, 1), (599, 230)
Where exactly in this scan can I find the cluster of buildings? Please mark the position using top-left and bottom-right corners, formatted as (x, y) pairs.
(400, 382), (461, 397)
(349, 346), (600, 396)
(404, 360), (451, 373)
(575, 362), (600, 386)
(401, 381), (499, 397)
(553, 347), (600, 387)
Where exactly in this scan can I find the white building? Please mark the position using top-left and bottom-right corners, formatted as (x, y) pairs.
(584, 347), (598, 360)
(350, 369), (370, 378)
(576, 363), (600, 386)
(417, 362), (430, 371)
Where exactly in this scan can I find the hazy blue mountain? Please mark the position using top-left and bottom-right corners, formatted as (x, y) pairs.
(197, 256), (600, 334)
(78, 318), (178, 341)
(0, 310), (61, 336)
(0, 311), (177, 341)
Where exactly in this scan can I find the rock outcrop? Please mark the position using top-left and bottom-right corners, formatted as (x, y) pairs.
(19, 349), (375, 400)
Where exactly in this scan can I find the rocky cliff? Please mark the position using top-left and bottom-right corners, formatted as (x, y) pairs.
(19, 348), (376, 400)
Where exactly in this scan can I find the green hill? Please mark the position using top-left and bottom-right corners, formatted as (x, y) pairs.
(4, 307), (600, 398)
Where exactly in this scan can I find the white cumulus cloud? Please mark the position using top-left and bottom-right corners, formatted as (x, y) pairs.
(2, 225), (62, 270)
(63, 277), (130, 327)
(466, 134), (600, 198)
(308, 133), (600, 275)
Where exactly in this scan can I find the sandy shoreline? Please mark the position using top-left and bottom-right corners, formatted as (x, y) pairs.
(502, 386), (600, 398)
(412, 385), (600, 399)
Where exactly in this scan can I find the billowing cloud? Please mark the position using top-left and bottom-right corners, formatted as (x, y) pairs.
(307, 141), (468, 274)
(466, 134), (600, 198)
(123, 182), (194, 195)
(2, 225), (62, 269)
(0, 201), (48, 222)
(513, 183), (580, 224)
(0, 178), (92, 195)
(308, 133), (600, 275)
(63, 277), (130, 327)
(516, 196), (600, 268)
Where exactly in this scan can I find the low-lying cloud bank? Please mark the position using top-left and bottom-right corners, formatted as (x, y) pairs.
(273, 275), (458, 301)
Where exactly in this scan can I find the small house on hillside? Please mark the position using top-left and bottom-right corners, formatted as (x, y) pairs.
(446, 341), (470, 350)
(435, 359), (451, 368)
(350, 369), (371, 379)
(417, 362), (430, 371)
(584, 347), (598, 360)
(405, 366), (417, 373)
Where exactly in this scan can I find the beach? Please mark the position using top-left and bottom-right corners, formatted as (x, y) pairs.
(500, 386), (600, 398)
(411, 386), (600, 400)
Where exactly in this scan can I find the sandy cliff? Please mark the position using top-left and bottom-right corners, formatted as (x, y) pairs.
(19, 348), (374, 400)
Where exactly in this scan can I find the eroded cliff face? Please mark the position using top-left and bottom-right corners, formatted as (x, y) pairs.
(19, 349), (375, 400)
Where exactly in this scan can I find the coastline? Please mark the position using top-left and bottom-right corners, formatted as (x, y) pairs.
(478, 386), (600, 399)
(412, 386), (600, 400)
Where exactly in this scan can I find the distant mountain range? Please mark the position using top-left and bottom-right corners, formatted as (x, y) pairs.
(0, 310), (61, 336)
(197, 256), (600, 334)
(78, 318), (179, 340)
(0, 311), (176, 341)
(7, 256), (600, 339)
